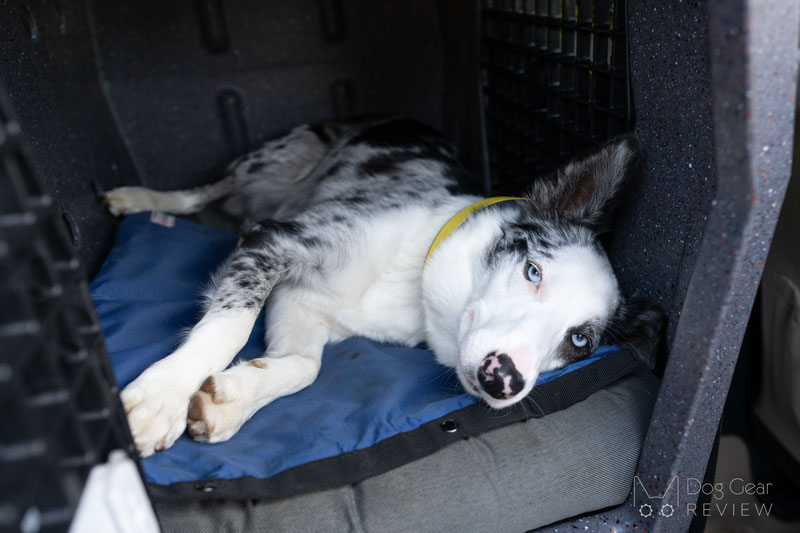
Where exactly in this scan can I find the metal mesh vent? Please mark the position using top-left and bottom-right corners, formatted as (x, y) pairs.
(481, 0), (633, 193)
(0, 90), (135, 533)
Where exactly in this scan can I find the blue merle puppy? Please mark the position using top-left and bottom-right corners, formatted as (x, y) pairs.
(104, 117), (660, 457)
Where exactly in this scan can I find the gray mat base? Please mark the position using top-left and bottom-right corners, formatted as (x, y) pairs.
(154, 367), (658, 533)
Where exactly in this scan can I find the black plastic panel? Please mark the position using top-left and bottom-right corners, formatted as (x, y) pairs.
(0, 90), (134, 533)
(481, 0), (632, 193)
(0, 0), (449, 275)
(87, 0), (445, 192)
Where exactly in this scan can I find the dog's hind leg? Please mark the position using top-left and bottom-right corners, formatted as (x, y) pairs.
(103, 174), (245, 216)
(120, 222), (300, 456)
(103, 124), (330, 217)
(186, 298), (329, 443)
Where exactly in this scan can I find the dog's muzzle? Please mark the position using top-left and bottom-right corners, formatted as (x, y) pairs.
(477, 352), (524, 399)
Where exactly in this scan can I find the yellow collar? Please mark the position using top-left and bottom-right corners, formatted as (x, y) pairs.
(424, 196), (523, 265)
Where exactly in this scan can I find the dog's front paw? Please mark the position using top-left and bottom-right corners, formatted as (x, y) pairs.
(121, 372), (192, 457)
(186, 373), (252, 443)
(103, 186), (158, 216)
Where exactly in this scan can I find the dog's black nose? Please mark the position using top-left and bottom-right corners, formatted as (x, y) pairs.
(477, 352), (524, 399)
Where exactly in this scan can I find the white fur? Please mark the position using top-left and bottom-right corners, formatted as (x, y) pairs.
(121, 309), (259, 455)
(422, 214), (620, 408)
(181, 198), (483, 442)
(122, 198), (480, 454)
(110, 120), (632, 456)
(125, 197), (618, 453)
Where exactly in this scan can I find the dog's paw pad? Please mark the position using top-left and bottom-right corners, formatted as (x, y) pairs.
(187, 391), (215, 440)
(199, 376), (221, 402)
(186, 387), (247, 443)
(199, 374), (239, 404)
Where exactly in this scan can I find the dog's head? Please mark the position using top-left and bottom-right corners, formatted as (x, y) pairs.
(440, 135), (662, 408)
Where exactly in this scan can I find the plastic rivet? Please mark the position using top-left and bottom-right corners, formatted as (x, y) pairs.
(195, 481), (216, 492)
(440, 419), (458, 433)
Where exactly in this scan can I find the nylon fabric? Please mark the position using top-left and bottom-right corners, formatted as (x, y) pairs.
(91, 212), (617, 485)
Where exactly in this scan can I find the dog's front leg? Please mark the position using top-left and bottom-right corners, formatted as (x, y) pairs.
(121, 224), (291, 456)
(185, 298), (329, 443)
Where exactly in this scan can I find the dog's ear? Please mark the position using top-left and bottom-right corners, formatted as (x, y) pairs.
(525, 134), (639, 231)
(602, 294), (664, 369)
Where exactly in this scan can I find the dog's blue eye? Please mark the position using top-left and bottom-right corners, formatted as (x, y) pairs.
(525, 263), (542, 285)
(571, 334), (588, 348)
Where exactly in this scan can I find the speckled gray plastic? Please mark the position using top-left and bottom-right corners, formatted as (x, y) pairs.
(541, 1), (799, 531)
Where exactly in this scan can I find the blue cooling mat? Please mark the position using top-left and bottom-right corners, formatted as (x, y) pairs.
(91, 212), (617, 485)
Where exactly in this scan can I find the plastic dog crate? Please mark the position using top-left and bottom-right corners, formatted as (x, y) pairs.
(1, 1), (798, 532)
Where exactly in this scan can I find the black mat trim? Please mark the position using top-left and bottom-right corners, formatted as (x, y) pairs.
(147, 348), (643, 502)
